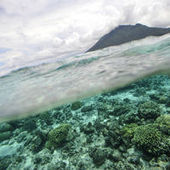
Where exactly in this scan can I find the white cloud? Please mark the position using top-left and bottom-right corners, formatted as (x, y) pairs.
(0, 0), (170, 73)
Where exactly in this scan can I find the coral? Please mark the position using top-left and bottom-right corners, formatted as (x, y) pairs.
(0, 157), (12, 169)
(133, 87), (146, 97)
(46, 124), (71, 150)
(158, 96), (168, 104)
(155, 114), (170, 127)
(47, 161), (66, 170)
(71, 101), (83, 110)
(97, 103), (112, 112)
(113, 104), (131, 116)
(109, 101), (131, 116)
(166, 97), (170, 107)
(104, 122), (122, 148)
(150, 92), (169, 105)
(155, 114), (170, 135)
(31, 136), (43, 153)
(81, 105), (93, 112)
(121, 123), (138, 138)
(23, 117), (37, 132)
(138, 101), (161, 120)
(0, 131), (12, 142)
(0, 122), (13, 132)
(109, 149), (122, 162)
(89, 148), (107, 166)
(81, 122), (95, 134)
(39, 112), (52, 125)
(0, 122), (13, 142)
(132, 124), (168, 155)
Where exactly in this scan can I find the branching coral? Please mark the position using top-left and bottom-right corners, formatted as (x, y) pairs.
(132, 124), (168, 155)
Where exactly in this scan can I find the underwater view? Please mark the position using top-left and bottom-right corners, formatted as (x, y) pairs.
(0, 0), (170, 170)
(0, 74), (170, 170)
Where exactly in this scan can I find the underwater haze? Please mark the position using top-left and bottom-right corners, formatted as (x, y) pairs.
(0, 34), (170, 121)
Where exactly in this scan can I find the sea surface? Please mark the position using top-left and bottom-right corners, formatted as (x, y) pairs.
(0, 34), (170, 121)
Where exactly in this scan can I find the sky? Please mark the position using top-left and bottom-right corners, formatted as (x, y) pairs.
(0, 0), (170, 74)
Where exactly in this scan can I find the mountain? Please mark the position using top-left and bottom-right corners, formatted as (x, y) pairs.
(87, 23), (170, 52)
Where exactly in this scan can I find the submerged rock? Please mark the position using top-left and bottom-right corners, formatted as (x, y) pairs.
(71, 101), (83, 110)
(46, 123), (71, 150)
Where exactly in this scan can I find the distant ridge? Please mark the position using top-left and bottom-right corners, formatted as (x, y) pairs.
(87, 23), (170, 52)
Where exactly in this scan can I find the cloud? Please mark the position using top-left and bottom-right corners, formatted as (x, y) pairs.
(0, 0), (170, 74)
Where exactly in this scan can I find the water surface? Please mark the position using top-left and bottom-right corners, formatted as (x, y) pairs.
(0, 35), (170, 121)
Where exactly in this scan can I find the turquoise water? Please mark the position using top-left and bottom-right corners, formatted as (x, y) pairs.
(0, 34), (170, 169)
(0, 35), (170, 122)
(0, 74), (169, 169)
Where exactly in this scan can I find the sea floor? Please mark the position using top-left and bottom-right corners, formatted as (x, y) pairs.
(0, 74), (170, 170)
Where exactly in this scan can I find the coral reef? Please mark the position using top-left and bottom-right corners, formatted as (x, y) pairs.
(0, 74), (169, 170)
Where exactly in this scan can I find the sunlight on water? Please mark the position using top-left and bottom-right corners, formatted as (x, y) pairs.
(0, 35), (170, 121)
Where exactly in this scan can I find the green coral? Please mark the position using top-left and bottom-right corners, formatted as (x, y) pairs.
(121, 123), (138, 138)
(154, 114), (170, 135)
(155, 114), (170, 127)
(138, 101), (161, 120)
(132, 124), (168, 155)
(46, 124), (71, 150)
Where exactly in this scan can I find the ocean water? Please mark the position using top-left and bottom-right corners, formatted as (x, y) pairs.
(0, 35), (170, 169)
(0, 34), (170, 121)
